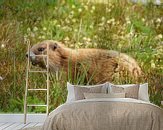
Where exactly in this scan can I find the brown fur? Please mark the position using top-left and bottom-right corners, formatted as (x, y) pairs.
(29, 40), (142, 83)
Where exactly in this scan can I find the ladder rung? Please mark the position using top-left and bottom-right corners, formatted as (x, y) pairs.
(28, 89), (47, 91)
(30, 55), (47, 57)
(27, 104), (47, 107)
(35, 55), (47, 57)
(29, 70), (48, 73)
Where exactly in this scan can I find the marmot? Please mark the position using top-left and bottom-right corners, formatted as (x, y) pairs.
(26, 40), (142, 83)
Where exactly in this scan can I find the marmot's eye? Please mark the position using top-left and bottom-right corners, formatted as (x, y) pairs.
(38, 48), (44, 52)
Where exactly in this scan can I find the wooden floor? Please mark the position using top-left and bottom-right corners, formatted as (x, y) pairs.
(0, 122), (43, 130)
(0, 114), (46, 130)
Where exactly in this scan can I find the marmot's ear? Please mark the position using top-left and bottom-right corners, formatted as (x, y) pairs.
(50, 43), (59, 51)
(53, 43), (58, 50)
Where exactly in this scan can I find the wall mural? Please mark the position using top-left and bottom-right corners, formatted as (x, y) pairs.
(0, 0), (162, 113)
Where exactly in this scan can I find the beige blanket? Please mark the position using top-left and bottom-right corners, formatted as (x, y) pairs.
(42, 98), (163, 130)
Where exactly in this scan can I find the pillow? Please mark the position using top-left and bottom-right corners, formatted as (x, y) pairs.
(109, 83), (149, 102)
(84, 93), (125, 99)
(66, 82), (108, 103)
(139, 83), (149, 102)
(111, 84), (139, 99)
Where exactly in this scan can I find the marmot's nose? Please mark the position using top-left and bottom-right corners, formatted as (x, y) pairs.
(26, 51), (36, 61)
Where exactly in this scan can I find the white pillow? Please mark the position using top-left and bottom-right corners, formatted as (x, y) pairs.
(84, 92), (125, 99)
(66, 82), (108, 103)
(138, 83), (149, 102)
(109, 83), (150, 102)
(66, 82), (75, 103)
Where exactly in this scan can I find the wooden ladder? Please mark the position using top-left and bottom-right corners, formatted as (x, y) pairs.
(24, 40), (50, 124)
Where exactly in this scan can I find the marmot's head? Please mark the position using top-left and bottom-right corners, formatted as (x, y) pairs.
(26, 40), (66, 71)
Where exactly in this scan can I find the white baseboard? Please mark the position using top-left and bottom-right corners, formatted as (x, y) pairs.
(0, 114), (47, 123)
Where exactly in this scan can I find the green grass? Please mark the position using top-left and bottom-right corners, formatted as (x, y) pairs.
(0, 0), (162, 113)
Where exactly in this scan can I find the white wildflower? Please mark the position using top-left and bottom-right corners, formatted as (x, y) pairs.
(108, 9), (111, 12)
(101, 17), (105, 21)
(120, 36), (125, 39)
(74, 29), (78, 32)
(125, 17), (130, 21)
(81, 3), (84, 6)
(1, 44), (5, 48)
(94, 42), (97, 46)
(24, 35), (27, 40)
(99, 23), (104, 26)
(38, 36), (42, 39)
(111, 5), (114, 8)
(90, 10), (94, 13)
(156, 34), (163, 39)
(43, 27), (47, 31)
(125, 34), (130, 38)
(33, 27), (38, 31)
(69, 14), (73, 19)
(53, 20), (57, 25)
(92, 6), (95, 10)
(30, 32), (35, 37)
(107, 18), (115, 24)
(116, 21), (120, 25)
(110, 18), (115, 22)
(77, 42), (83, 46)
(108, 3), (112, 7)
(65, 19), (70, 24)
(112, 22), (115, 25)
(27, 27), (31, 32)
(118, 44), (122, 48)
(127, 20), (131, 24)
(64, 37), (70, 41)
(83, 37), (87, 40)
(156, 18), (161, 23)
(72, 19), (76, 23)
(107, 20), (111, 24)
(126, 17), (131, 24)
(72, 5), (76, 9)
(87, 38), (91, 42)
(0, 76), (3, 81)
(70, 11), (74, 16)
(41, 36), (45, 39)
(89, 25), (93, 29)
(84, 5), (88, 10)
(142, 18), (145, 22)
(94, 35), (98, 39)
(134, 34), (138, 38)
(78, 8), (82, 13)
(56, 24), (61, 28)
(151, 62), (156, 68)
(129, 31), (134, 36)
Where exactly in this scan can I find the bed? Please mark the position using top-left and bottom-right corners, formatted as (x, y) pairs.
(41, 82), (163, 130)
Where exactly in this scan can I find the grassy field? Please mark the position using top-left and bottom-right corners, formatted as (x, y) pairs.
(0, 0), (162, 113)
